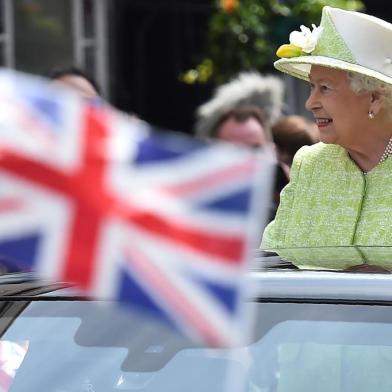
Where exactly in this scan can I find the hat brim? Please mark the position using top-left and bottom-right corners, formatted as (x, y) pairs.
(274, 56), (392, 86)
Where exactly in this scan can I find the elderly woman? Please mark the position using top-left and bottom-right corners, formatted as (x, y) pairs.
(262, 6), (392, 270)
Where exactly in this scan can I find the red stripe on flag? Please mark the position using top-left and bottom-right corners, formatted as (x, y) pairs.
(62, 203), (102, 288)
(163, 158), (256, 197)
(0, 198), (24, 214)
(62, 106), (108, 288)
(120, 207), (245, 262)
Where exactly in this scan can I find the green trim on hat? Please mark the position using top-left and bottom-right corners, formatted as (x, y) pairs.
(312, 8), (356, 64)
(274, 56), (392, 86)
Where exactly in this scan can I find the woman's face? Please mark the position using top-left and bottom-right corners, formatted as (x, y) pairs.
(305, 66), (371, 147)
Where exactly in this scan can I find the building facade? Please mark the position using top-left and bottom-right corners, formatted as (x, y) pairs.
(0, 1), (384, 132)
(0, 0), (212, 133)
(0, 0), (109, 95)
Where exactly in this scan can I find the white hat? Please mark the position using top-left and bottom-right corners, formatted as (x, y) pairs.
(274, 6), (392, 86)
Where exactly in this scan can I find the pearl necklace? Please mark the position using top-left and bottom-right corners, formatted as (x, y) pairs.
(379, 136), (392, 164)
(362, 136), (392, 174)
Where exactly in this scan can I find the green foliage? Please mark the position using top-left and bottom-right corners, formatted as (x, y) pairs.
(180, 0), (364, 85)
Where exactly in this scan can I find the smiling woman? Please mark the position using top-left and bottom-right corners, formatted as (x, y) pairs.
(261, 6), (392, 271)
(305, 65), (392, 171)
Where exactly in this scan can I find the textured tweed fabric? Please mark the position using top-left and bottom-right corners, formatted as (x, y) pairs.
(262, 142), (392, 269)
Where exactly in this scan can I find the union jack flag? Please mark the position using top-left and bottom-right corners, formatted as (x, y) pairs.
(0, 70), (274, 347)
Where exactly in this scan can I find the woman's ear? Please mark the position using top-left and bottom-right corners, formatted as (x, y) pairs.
(369, 90), (386, 115)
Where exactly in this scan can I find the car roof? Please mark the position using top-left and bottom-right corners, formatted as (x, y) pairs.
(0, 272), (75, 297)
(248, 269), (392, 303)
(1, 261), (392, 303)
(248, 248), (392, 303)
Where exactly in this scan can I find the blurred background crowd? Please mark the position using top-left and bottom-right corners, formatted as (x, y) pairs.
(0, 0), (386, 223)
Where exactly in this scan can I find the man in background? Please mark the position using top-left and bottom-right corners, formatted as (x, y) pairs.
(49, 67), (100, 101)
(211, 105), (271, 148)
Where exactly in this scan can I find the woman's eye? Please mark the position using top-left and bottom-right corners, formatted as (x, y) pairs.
(320, 85), (330, 92)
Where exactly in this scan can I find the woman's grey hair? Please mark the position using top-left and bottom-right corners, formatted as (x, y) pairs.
(194, 72), (284, 139)
(348, 72), (392, 114)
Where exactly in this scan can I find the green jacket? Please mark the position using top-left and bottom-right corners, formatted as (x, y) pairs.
(262, 142), (392, 269)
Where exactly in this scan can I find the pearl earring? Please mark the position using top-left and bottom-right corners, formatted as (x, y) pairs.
(368, 111), (375, 119)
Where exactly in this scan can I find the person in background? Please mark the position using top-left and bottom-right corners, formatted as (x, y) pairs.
(272, 115), (319, 172)
(49, 66), (100, 101)
(210, 105), (271, 148)
(271, 115), (319, 207)
(195, 72), (284, 141)
(195, 74), (284, 222)
(262, 6), (392, 272)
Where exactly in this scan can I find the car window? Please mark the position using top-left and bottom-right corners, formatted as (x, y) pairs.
(2, 300), (392, 391)
(249, 320), (392, 392)
(1, 300), (240, 391)
(247, 302), (392, 392)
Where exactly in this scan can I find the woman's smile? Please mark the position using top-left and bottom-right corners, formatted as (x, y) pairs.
(315, 118), (332, 128)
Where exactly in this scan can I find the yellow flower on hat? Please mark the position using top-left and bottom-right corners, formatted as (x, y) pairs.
(276, 24), (323, 58)
(276, 44), (303, 58)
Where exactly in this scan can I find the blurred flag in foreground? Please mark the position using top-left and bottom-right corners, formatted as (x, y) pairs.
(0, 340), (29, 392)
(0, 70), (274, 347)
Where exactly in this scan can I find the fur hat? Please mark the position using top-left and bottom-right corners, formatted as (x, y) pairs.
(195, 72), (284, 138)
(275, 6), (392, 86)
